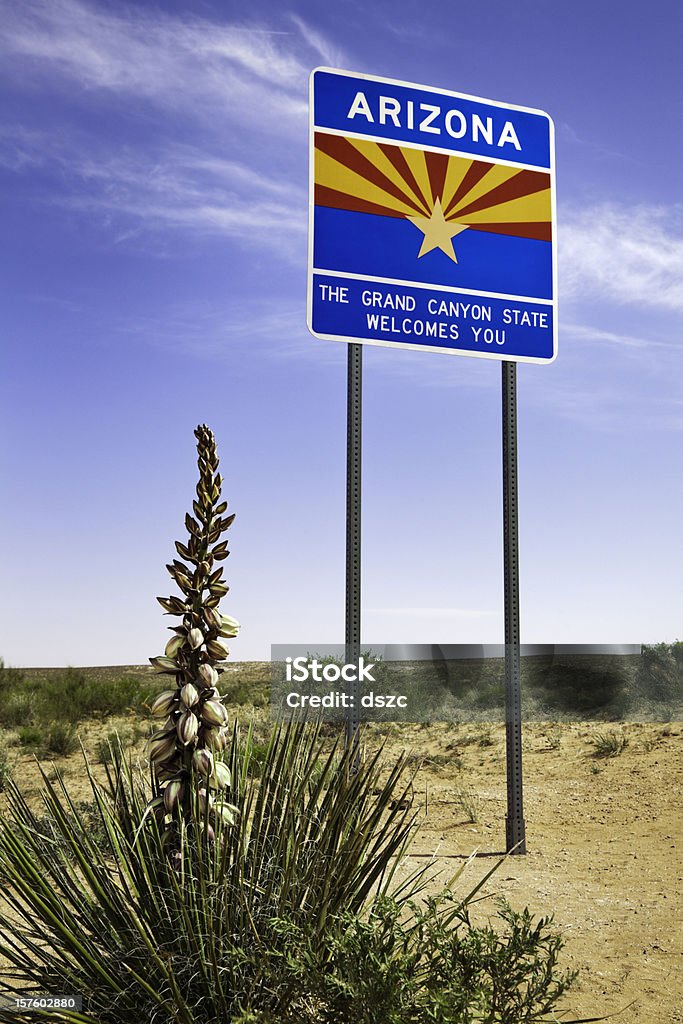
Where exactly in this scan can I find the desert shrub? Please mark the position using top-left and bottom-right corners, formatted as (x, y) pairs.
(221, 676), (269, 707)
(46, 721), (79, 756)
(38, 668), (149, 722)
(295, 895), (578, 1024)
(636, 641), (683, 705)
(0, 736), (12, 792)
(0, 689), (38, 729)
(535, 658), (632, 716)
(0, 657), (27, 699)
(16, 724), (43, 748)
(544, 725), (563, 750)
(590, 730), (627, 758)
(453, 784), (481, 823)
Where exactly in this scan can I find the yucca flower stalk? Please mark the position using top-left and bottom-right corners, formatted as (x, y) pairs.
(147, 424), (240, 864)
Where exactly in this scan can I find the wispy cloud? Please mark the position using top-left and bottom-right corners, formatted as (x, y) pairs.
(0, 0), (309, 127)
(559, 202), (683, 313)
(0, 0), (334, 255)
(287, 13), (346, 67)
(562, 322), (666, 350)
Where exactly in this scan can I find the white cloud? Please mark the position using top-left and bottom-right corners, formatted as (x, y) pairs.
(288, 13), (347, 67)
(559, 202), (683, 313)
(68, 147), (307, 245)
(0, 1), (338, 255)
(0, 0), (309, 129)
(562, 322), (668, 350)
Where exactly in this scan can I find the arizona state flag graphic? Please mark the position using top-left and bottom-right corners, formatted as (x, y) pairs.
(308, 69), (557, 363)
(313, 133), (552, 298)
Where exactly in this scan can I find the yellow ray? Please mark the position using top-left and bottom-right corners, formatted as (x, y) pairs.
(315, 150), (420, 217)
(440, 155), (478, 214)
(457, 189), (552, 225)
(447, 163), (519, 217)
(348, 138), (431, 215)
(400, 147), (436, 209)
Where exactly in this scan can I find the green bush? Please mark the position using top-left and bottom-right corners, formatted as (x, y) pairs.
(0, 736), (12, 792)
(0, 690), (38, 729)
(38, 668), (148, 722)
(292, 894), (578, 1024)
(46, 722), (79, 756)
(636, 641), (683, 705)
(16, 725), (43, 748)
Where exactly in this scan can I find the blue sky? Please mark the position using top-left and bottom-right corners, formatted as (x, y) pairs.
(0, 0), (681, 666)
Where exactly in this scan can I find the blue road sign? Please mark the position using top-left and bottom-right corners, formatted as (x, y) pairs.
(308, 68), (557, 364)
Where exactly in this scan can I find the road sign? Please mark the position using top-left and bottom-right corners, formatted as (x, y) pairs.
(308, 68), (557, 364)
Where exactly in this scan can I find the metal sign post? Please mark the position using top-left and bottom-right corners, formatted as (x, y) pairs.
(308, 67), (556, 846)
(345, 342), (362, 765)
(502, 360), (526, 853)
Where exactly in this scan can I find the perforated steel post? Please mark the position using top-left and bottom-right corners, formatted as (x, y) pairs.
(345, 342), (362, 765)
(502, 360), (526, 854)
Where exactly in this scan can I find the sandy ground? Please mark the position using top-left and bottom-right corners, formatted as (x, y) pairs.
(1, 716), (681, 1023)
(378, 721), (683, 1024)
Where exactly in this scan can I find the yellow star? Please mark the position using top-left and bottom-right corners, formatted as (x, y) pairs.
(407, 198), (468, 263)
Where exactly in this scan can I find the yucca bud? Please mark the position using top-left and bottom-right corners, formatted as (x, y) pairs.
(145, 795), (166, 822)
(209, 761), (231, 790)
(164, 634), (185, 658)
(204, 726), (229, 750)
(188, 627), (204, 650)
(150, 690), (177, 717)
(206, 638), (229, 660)
(201, 699), (228, 727)
(192, 748), (213, 776)
(180, 683), (199, 708)
(174, 571), (193, 592)
(150, 655), (179, 674)
(155, 761), (180, 782)
(149, 731), (178, 762)
(163, 779), (185, 813)
(219, 614), (241, 638)
(177, 710), (199, 746)
(204, 607), (222, 631)
(217, 803), (238, 825)
(157, 596), (187, 615)
(197, 787), (213, 812)
(198, 664), (218, 689)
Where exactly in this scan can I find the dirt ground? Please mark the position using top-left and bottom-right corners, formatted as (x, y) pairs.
(1, 712), (681, 1023)
(378, 720), (683, 1024)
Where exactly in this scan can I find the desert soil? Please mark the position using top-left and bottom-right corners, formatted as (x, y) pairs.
(1, 702), (681, 1023)
(379, 720), (683, 1024)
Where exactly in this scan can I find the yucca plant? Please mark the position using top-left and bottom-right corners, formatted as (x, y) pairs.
(146, 424), (241, 867)
(0, 723), (425, 1023)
